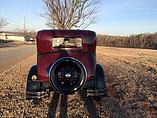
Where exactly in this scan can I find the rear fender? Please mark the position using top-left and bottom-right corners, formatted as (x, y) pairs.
(26, 65), (41, 100)
(95, 64), (106, 90)
(87, 64), (107, 97)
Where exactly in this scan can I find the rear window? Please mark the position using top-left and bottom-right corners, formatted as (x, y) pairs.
(52, 37), (82, 48)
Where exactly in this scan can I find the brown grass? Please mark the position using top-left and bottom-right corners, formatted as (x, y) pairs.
(97, 46), (157, 117)
(0, 46), (157, 117)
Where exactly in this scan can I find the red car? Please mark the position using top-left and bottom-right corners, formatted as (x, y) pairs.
(26, 30), (107, 100)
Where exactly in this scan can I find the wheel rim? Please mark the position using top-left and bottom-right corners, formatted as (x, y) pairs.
(49, 57), (87, 94)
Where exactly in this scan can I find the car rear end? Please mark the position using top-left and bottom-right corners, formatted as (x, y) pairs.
(26, 30), (99, 100)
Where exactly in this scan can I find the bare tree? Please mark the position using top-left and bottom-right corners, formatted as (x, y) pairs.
(0, 17), (8, 29)
(43, 0), (100, 29)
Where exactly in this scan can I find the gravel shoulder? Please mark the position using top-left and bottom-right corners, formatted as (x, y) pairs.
(0, 46), (157, 117)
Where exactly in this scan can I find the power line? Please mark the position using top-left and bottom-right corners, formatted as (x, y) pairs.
(8, 19), (22, 26)
(0, 1), (25, 18)
(0, 2), (27, 32)
(9, 22), (22, 28)
(0, 2), (43, 32)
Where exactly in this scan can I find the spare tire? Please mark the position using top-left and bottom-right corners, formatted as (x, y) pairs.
(49, 57), (87, 94)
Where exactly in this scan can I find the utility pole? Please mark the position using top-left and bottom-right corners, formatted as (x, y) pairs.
(23, 17), (26, 42)
(23, 17), (26, 36)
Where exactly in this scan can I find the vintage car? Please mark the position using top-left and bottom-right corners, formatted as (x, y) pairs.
(26, 30), (107, 101)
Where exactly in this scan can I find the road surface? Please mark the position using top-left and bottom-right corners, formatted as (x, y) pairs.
(0, 45), (36, 73)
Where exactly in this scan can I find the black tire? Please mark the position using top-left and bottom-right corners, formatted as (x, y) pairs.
(95, 64), (107, 91)
(49, 57), (87, 94)
(93, 64), (107, 101)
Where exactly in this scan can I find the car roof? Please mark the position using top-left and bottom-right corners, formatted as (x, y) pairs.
(37, 29), (96, 44)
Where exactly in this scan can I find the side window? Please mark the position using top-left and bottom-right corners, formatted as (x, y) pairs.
(52, 37), (82, 48)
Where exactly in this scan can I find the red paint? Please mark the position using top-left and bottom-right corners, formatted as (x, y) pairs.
(37, 30), (97, 82)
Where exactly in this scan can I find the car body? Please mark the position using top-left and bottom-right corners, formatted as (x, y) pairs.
(26, 30), (107, 100)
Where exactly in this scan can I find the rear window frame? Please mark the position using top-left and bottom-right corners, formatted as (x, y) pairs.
(52, 37), (83, 49)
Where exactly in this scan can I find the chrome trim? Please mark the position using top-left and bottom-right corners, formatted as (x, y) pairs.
(26, 91), (50, 99)
(26, 95), (49, 99)
(26, 91), (48, 95)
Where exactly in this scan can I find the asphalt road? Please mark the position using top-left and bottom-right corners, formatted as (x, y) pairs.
(0, 45), (36, 73)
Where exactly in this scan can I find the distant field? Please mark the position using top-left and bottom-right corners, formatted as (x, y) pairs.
(0, 46), (157, 117)
(97, 46), (157, 117)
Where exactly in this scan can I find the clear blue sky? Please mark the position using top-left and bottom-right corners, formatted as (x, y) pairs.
(0, 0), (157, 36)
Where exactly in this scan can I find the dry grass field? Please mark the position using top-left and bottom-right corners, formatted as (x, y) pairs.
(0, 46), (157, 117)
(97, 46), (157, 117)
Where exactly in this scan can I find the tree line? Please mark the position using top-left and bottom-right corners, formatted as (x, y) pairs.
(97, 32), (157, 50)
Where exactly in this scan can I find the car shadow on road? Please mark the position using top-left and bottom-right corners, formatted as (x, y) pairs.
(47, 91), (101, 118)
(47, 92), (68, 118)
(59, 94), (68, 118)
(79, 91), (101, 118)
(47, 90), (130, 118)
(47, 92), (60, 118)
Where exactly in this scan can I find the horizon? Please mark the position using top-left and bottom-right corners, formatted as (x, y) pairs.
(0, 0), (157, 36)
(1, 29), (157, 37)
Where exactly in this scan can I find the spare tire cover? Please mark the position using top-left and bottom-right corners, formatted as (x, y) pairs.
(49, 57), (87, 94)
